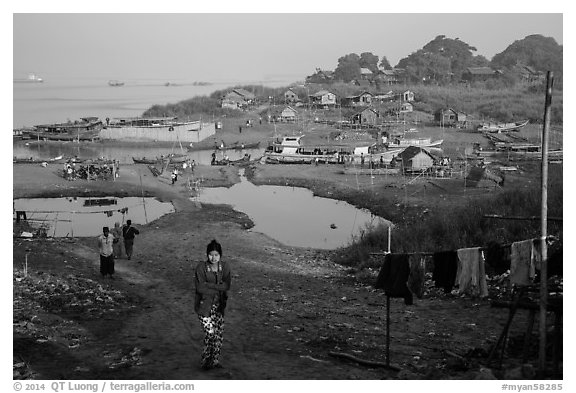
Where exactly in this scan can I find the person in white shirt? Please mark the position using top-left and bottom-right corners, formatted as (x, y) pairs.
(98, 226), (115, 278)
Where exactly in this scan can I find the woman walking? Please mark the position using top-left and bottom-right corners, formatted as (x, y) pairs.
(111, 222), (124, 259)
(194, 239), (231, 370)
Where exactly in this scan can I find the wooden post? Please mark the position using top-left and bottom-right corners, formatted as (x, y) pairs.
(386, 295), (391, 367)
(539, 71), (553, 374)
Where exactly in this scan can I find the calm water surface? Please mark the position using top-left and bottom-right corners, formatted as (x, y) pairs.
(195, 170), (389, 249)
(13, 197), (174, 237)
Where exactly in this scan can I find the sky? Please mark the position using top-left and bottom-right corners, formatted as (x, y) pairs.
(12, 11), (564, 83)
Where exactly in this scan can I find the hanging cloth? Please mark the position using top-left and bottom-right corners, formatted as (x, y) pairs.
(483, 241), (511, 275)
(456, 247), (489, 298)
(432, 250), (459, 293)
(407, 253), (426, 299)
(375, 253), (413, 305)
(510, 239), (536, 286)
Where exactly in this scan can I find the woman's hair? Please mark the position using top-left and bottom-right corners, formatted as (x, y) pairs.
(206, 239), (223, 256)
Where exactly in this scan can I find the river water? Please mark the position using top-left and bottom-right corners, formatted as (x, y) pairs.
(13, 75), (297, 129)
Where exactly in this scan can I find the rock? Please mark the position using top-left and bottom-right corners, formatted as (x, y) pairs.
(474, 367), (497, 380)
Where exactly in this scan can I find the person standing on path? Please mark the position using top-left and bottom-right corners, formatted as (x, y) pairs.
(111, 222), (124, 259)
(98, 226), (115, 279)
(194, 239), (232, 370)
(122, 220), (140, 260)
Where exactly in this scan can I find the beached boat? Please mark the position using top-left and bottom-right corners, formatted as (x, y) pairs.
(101, 117), (214, 143)
(263, 135), (403, 164)
(132, 157), (161, 164)
(27, 117), (103, 141)
(108, 80), (125, 87)
(14, 73), (44, 83)
(385, 136), (443, 149)
(477, 120), (529, 133)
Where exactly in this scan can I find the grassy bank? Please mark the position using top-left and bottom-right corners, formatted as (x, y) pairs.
(333, 163), (563, 269)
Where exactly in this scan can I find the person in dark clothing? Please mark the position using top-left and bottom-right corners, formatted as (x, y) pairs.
(195, 239), (232, 370)
(122, 220), (140, 260)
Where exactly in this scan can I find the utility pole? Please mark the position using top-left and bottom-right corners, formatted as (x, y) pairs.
(538, 71), (553, 375)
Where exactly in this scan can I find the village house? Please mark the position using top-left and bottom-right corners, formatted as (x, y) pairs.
(399, 102), (413, 113)
(434, 107), (468, 128)
(350, 79), (371, 89)
(360, 67), (373, 80)
(512, 64), (545, 85)
(342, 91), (373, 107)
(279, 106), (298, 122)
(350, 107), (379, 126)
(309, 90), (337, 108)
(373, 90), (395, 102)
(221, 88), (256, 110)
(284, 88), (299, 103)
(396, 146), (436, 172)
(374, 69), (399, 85)
(401, 90), (415, 102)
(462, 67), (500, 82)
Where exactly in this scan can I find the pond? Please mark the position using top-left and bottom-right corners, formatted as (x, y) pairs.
(13, 196), (175, 238)
(195, 170), (390, 249)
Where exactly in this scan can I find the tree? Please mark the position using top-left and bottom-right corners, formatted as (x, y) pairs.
(359, 52), (380, 73)
(334, 53), (361, 83)
(379, 56), (392, 70)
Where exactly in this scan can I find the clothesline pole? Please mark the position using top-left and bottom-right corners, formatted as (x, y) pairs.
(387, 226), (391, 254)
(538, 70), (553, 375)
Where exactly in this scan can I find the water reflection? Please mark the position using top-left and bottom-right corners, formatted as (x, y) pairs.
(13, 196), (174, 237)
(195, 171), (389, 249)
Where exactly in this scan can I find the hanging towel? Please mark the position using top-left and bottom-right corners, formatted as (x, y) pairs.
(375, 253), (413, 305)
(484, 242), (511, 275)
(456, 247), (489, 298)
(432, 251), (459, 293)
(407, 253), (426, 299)
(532, 238), (544, 271)
(510, 240), (535, 286)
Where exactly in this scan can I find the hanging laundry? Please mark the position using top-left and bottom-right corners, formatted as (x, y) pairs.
(532, 238), (544, 271)
(456, 247), (489, 298)
(407, 253), (426, 299)
(375, 253), (413, 305)
(483, 241), (511, 275)
(510, 239), (536, 286)
(432, 250), (459, 293)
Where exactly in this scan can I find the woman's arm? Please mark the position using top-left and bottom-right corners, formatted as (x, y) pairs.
(206, 263), (231, 291)
(194, 264), (219, 295)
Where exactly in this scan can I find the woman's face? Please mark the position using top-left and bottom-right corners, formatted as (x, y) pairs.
(207, 251), (221, 264)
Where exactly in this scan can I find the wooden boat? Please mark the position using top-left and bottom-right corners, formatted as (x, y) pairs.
(163, 153), (188, 163)
(477, 120), (529, 133)
(221, 141), (261, 150)
(263, 135), (403, 164)
(108, 80), (124, 87)
(385, 137), (443, 149)
(132, 157), (161, 164)
(27, 117), (103, 141)
(14, 73), (44, 83)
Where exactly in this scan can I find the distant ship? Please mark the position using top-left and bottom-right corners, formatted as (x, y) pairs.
(14, 73), (44, 83)
(108, 80), (125, 87)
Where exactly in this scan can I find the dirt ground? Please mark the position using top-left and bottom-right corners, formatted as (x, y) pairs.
(12, 152), (562, 381)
